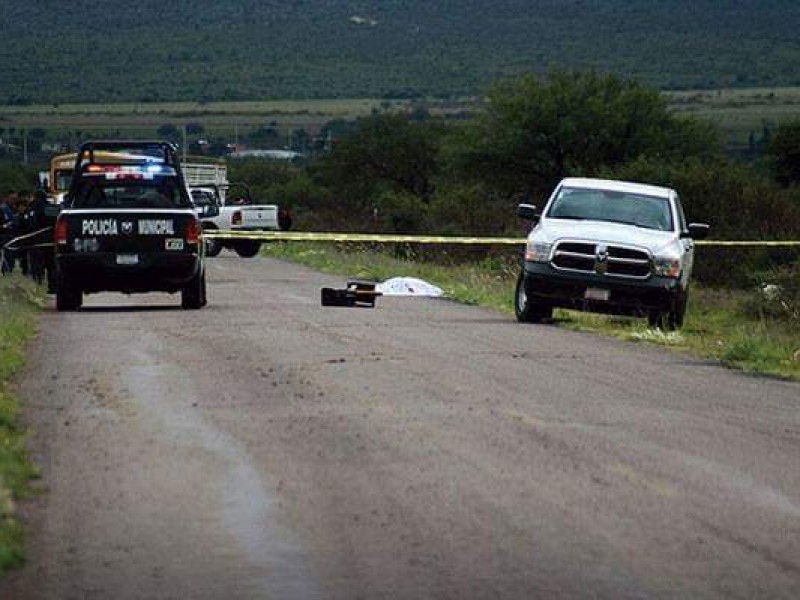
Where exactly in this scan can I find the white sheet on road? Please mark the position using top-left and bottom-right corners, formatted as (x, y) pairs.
(376, 277), (443, 297)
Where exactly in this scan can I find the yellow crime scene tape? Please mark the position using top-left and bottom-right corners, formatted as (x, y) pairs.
(203, 230), (800, 247)
(204, 230), (524, 244)
(695, 240), (800, 247)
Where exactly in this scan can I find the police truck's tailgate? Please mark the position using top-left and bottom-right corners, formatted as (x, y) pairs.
(61, 210), (199, 254)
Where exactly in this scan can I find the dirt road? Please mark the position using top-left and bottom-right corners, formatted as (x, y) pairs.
(2, 255), (799, 599)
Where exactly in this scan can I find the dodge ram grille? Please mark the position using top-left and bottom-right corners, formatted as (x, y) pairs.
(552, 241), (651, 279)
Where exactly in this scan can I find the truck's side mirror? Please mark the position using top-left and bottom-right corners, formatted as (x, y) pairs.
(682, 222), (710, 240)
(516, 203), (539, 221)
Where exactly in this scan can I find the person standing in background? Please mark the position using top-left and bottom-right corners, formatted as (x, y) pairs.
(13, 190), (32, 275)
(20, 189), (52, 283)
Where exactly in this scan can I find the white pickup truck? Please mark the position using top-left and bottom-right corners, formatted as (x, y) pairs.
(183, 161), (291, 258)
(515, 177), (710, 330)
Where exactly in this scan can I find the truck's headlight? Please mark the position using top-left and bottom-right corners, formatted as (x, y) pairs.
(525, 241), (553, 262)
(652, 257), (681, 278)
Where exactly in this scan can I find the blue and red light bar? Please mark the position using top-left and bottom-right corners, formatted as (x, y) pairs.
(83, 164), (177, 179)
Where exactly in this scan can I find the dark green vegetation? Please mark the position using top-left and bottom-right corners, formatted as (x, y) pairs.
(0, 164), (37, 197)
(0, 277), (41, 574)
(766, 120), (800, 187)
(2, 1), (800, 104)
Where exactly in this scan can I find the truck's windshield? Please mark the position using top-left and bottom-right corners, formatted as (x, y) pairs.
(547, 187), (673, 231)
(71, 178), (189, 209)
(49, 153), (77, 196)
(190, 189), (218, 208)
(54, 170), (72, 193)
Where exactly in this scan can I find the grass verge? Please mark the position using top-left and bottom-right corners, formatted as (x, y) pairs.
(0, 275), (43, 576)
(265, 242), (800, 381)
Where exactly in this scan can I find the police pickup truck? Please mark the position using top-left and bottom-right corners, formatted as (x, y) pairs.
(53, 141), (207, 310)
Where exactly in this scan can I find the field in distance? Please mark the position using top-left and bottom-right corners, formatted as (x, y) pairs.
(2, 88), (799, 144)
(0, 98), (475, 140)
(666, 86), (800, 144)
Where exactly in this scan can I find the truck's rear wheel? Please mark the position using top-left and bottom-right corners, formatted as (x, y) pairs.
(201, 224), (222, 257)
(181, 269), (206, 309)
(205, 238), (222, 257)
(234, 240), (261, 258)
(514, 270), (552, 323)
(56, 273), (82, 311)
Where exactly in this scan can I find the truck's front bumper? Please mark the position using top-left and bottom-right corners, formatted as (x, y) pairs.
(522, 261), (683, 316)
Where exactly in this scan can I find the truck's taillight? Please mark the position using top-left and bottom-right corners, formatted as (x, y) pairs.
(186, 217), (201, 245)
(231, 210), (243, 226)
(54, 216), (68, 245)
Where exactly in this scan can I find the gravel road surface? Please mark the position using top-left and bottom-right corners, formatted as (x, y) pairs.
(2, 255), (799, 599)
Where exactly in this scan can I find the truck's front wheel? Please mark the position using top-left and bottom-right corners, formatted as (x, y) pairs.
(514, 270), (552, 323)
(648, 289), (687, 331)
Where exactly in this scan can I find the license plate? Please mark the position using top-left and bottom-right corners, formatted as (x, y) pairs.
(116, 254), (139, 265)
(585, 287), (609, 301)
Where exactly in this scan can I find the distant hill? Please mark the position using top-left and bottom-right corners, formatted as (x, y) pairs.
(2, 0), (800, 104)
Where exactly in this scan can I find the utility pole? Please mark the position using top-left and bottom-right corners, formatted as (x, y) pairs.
(182, 125), (187, 162)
